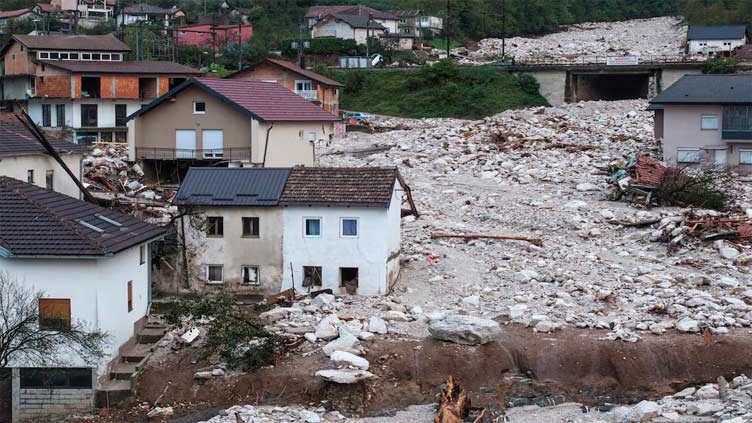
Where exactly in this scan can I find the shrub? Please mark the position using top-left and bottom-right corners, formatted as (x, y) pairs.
(420, 59), (460, 83)
(515, 73), (540, 96)
(343, 70), (366, 94)
(655, 167), (733, 210)
(281, 37), (364, 57)
(702, 57), (737, 74)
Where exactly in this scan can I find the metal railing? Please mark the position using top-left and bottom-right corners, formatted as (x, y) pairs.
(136, 147), (251, 161)
(295, 90), (318, 101)
(500, 54), (705, 67)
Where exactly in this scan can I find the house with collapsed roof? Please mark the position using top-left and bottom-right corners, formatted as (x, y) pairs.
(0, 33), (202, 144)
(227, 57), (345, 115)
(0, 112), (87, 198)
(0, 176), (165, 422)
(174, 167), (415, 296)
(686, 25), (749, 55)
(649, 74), (752, 169)
(126, 77), (340, 171)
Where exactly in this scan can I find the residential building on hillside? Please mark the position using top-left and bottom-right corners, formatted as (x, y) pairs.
(0, 8), (40, 27)
(48, 0), (114, 28)
(174, 23), (252, 52)
(388, 10), (443, 37)
(305, 5), (399, 34)
(117, 3), (185, 27)
(174, 166), (410, 296)
(0, 33), (203, 144)
(686, 25), (749, 55)
(127, 77), (340, 169)
(228, 57), (345, 115)
(649, 74), (752, 169)
(0, 176), (165, 422)
(0, 112), (87, 198)
(310, 13), (386, 45)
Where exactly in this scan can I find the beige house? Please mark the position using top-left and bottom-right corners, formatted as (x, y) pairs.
(127, 77), (340, 169)
(0, 112), (87, 199)
(650, 74), (752, 170)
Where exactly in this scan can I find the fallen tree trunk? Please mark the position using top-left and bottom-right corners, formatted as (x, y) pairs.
(435, 376), (470, 423)
(431, 233), (543, 247)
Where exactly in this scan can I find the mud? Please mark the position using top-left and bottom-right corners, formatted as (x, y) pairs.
(133, 327), (752, 419)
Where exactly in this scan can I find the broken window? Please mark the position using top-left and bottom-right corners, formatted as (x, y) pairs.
(205, 216), (223, 237)
(206, 265), (223, 284)
(242, 217), (260, 237)
(138, 77), (157, 100)
(39, 298), (71, 331)
(304, 218), (321, 237)
(80, 104), (98, 127)
(303, 266), (322, 287)
(339, 267), (358, 294)
(241, 266), (259, 285)
(81, 76), (100, 98)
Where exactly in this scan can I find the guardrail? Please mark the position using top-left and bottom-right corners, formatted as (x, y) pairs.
(135, 147), (251, 161)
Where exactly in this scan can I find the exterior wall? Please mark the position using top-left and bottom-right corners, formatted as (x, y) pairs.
(255, 121), (332, 167)
(662, 104), (724, 164)
(660, 68), (702, 92)
(16, 383), (94, 422)
(3, 42), (32, 76)
(531, 70), (567, 105)
(28, 99), (142, 129)
(0, 153), (83, 199)
(1, 244), (151, 373)
(311, 17), (387, 44)
(374, 18), (398, 34)
(280, 184), (402, 296)
(115, 75), (139, 99)
(179, 206), (284, 295)
(654, 109), (664, 140)
(688, 37), (746, 55)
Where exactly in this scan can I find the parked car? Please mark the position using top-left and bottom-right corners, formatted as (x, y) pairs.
(343, 112), (376, 124)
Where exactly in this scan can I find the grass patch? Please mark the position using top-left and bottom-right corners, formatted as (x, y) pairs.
(329, 60), (548, 119)
(428, 38), (462, 51)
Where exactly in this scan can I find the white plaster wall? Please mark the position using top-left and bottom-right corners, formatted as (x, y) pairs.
(375, 19), (398, 34)
(0, 153), (83, 199)
(688, 38), (746, 55)
(28, 99), (142, 129)
(1, 244), (150, 374)
(254, 121), (333, 167)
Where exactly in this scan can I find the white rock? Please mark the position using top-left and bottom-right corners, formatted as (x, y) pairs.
(720, 246), (740, 260)
(673, 387), (695, 398)
(508, 303), (528, 319)
(382, 310), (410, 321)
(695, 384), (719, 399)
(428, 315), (501, 345)
(314, 314), (341, 341)
(675, 318), (700, 333)
(315, 369), (375, 384)
(534, 320), (554, 333)
(310, 293), (336, 309)
(322, 332), (363, 357)
(299, 410), (322, 423)
(564, 200), (588, 209)
(368, 316), (388, 334)
(330, 351), (369, 370)
(304, 333), (317, 344)
(147, 406), (174, 418)
(259, 307), (292, 322)
(461, 295), (480, 308)
(576, 182), (598, 191)
(625, 400), (661, 422)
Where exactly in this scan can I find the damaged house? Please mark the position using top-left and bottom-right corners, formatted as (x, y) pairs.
(0, 176), (165, 422)
(650, 74), (752, 169)
(173, 167), (413, 296)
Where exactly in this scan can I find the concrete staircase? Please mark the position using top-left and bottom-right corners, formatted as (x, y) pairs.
(95, 320), (168, 408)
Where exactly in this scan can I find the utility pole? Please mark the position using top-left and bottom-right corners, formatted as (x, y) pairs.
(366, 13), (373, 65)
(298, 21), (304, 67)
(237, 23), (242, 70)
(445, 0), (450, 59)
(501, 0), (506, 59)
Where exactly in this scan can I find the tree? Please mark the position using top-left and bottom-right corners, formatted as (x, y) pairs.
(0, 272), (108, 369)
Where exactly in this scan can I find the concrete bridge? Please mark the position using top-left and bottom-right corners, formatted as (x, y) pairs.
(499, 57), (707, 105)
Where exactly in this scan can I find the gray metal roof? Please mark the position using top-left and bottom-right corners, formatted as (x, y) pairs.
(687, 25), (748, 40)
(649, 75), (752, 105)
(174, 168), (291, 207)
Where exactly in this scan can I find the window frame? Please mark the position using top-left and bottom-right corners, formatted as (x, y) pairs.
(80, 104), (98, 127)
(740, 149), (752, 165)
(139, 244), (146, 265)
(42, 104), (51, 127)
(205, 216), (224, 237)
(206, 265), (224, 284)
(303, 265), (323, 287)
(242, 217), (260, 238)
(241, 265), (260, 285)
(700, 114), (719, 130)
(677, 148), (701, 164)
(55, 104), (65, 128)
(27, 169), (34, 184)
(45, 169), (53, 190)
(38, 298), (71, 331)
(304, 217), (322, 238)
(115, 104), (127, 127)
(340, 217), (359, 238)
(193, 101), (206, 114)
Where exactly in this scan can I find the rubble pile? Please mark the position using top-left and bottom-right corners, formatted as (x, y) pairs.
(320, 99), (751, 340)
(654, 210), (752, 256)
(199, 404), (345, 423)
(453, 16), (689, 63)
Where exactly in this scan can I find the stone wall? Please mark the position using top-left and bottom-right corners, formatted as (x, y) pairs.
(16, 388), (94, 421)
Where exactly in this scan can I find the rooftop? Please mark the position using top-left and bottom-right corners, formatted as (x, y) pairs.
(233, 57), (344, 88)
(6, 33), (130, 53)
(650, 74), (752, 105)
(687, 25), (748, 40)
(0, 113), (89, 158)
(0, 8), (35, 18)
(120, 3), (181, 15)
(0, 176), (165, 257)
(37, 59), (203, 75)
(305, 5), (398, 20)
(175, 168), (291, 207)
(325, 13), (387, 30)
(130, 78), (340, 122)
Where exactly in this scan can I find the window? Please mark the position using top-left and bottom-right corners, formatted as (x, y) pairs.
(206, 265), (223, 284)
(91, 53), (101, 60)
(339, 267), (359, 292)
(45, 170), (53, 190)
(242, 217), (260, 238)
(303, 266), (322, 287)
(49, 52), (59, 59)
(81, 53), (91, 60)
(81, 104), (98, 127)
(295, 80), (312, 92)
(241, 266), (259, 285)
(111, 53), (120, 61)
(42, 104), (51, 127)
(55, 104), (65, 127)
(39, 298), (71, 331)
(740, 149), (752, 165)
(101, 53), (110, 60)
(101, 132), (113, 143)
(202, 129), (224, 158)
(193, 101), (206, 114)
(81, 77), (100, 98)
(701, 114), (719, 130)
(304, 218), (321, 237)
(307, 131), (317, 142)
(27, 169), (34, 183)
(677, 148), (700, 164)
(38, 51), (49, 59)
(115, 131), (127, 142)
(139, 244), (146, 264)
(59, 52), (68, 60)
(20, 368), (93, 389)
(127, 281), (133, 312)
(115, 104), (127, 127)
(69, 52), (79, 60)
(206, 216), (223, 237)
(341, 218), (358, 237)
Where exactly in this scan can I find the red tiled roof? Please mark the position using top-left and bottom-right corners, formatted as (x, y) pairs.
(0, 8), (34, 18)
(38, 59), (203, 75)
(0, 113), (88, 158)
(35, 3), (60, 12)
(280, 167), (398, 208)
(233, 58), (344, 88)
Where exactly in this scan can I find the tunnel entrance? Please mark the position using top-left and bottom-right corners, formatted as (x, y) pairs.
(571, 73), (650, 102)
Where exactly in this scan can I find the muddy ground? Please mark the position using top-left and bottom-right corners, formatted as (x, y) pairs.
(93, 327), (752, 421)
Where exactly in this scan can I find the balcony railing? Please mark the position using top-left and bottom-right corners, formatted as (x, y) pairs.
(136, 147), (251, 161)
(295, 90), (318, 101)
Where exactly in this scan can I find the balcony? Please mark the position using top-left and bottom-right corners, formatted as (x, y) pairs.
(295, 90), (318, 101)
(722, 130), (752, 141)
(136, 147), (251, 161)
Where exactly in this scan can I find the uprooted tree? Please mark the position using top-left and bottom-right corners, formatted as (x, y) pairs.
(163, 291), (284, 371)
(655, 167), (734, 211)
(0, 271), (108, 369)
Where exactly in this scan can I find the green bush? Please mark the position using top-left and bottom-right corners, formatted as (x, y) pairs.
(702, 57), (737, 74)
(420, 59), (460, 83)
(516, 73), (541, 96)
(281, 37), (365, 57)
(655, 167), (732, 210)
(343, 70), (367, 94)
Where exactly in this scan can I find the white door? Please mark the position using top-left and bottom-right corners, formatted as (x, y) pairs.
(175, 129), (196, 159)
(202, 129), (224, 158)
(714, 149), (727, 167)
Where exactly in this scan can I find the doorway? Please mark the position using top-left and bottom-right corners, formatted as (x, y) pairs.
(340, 267), (359, 295)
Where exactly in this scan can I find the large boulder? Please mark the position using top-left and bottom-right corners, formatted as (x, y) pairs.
(368, 316), (388, 334)
(330, 351), (369, 370)
(322, 332), (363, 356)
(314, 314), (341, 341)
(315, 369), (375, 384)
(428, 315), (501, 345)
